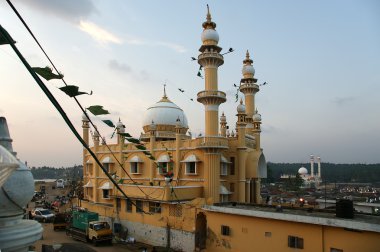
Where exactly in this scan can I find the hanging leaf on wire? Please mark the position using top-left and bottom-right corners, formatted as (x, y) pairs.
(0, 26), (16, 45)
(87, 105), (110, 116)
(135, 144), (147, 150)
(126, 137), (140, 144)
(119, 132), (132, 138)
(59, 85), (92, 97)
(102, 120), (115, 128)
(32, 66), (63, 80)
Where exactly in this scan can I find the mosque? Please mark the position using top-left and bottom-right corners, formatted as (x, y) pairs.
(281, 154), (323, 187)
(79, 7), (380, 252)
(81, 6), (266, 250)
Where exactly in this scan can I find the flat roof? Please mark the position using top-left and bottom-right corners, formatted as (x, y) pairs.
(203, 203), (380, 233)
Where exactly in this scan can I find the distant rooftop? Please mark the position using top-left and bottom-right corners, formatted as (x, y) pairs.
(203, 202), (380, 233)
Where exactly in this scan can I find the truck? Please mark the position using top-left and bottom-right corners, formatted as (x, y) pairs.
(65, 209), (113, 246)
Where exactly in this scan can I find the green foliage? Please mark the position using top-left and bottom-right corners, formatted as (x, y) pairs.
(30, 165), (83, 180)
(32, 66), (63, 80)
(59, 85), (91, 97)
(87, 105), (110, 116)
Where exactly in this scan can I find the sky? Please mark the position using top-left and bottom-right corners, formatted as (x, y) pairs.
(0, 0), (379, 167)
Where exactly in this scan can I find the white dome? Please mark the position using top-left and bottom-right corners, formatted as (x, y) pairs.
(253, 113), (261, 121)
(201, 29), (219, 43)
(242, 65), (255, 76)
(237, 104), (246, 113)
(82, 113), (89, 122)
(116, 120), (123, 128)
(143, 100), (188, 129)
(298, 167), (308, 175)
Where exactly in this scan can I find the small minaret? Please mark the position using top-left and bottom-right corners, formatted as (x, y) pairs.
(317, 156), (321, 178)
(220, 112), (227, 137)
(310, 154), (315, 177)
(175, 118), (182, 183)
(116, 119), (125, 178)
(197, 5), (226, 203)
(252, 108), (262, 151)
(239, 50), (260, 134)
(236, 99), (247, 202)
(149, 121), (157, 183)
(82, 113), (90, 146)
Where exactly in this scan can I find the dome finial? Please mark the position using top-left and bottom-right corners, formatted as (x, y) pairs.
(246, 50), (250, 60)
(206, 4), (211, 22)
(163, 83), (167, 99)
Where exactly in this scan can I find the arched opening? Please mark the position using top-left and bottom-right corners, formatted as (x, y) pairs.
(195, 212), (207, 250)
(258, 153), (267, 178)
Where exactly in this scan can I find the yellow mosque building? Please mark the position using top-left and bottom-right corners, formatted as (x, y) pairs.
(80, 7), (380, 252)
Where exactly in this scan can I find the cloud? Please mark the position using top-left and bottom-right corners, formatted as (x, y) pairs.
(124, 35), (186, 53)
(16, 0), (97, 23)
(108, 60), (132, 73)
(332, 96), (355, 105)
(156, 41), (186, 53)
(78, 21), (122, 45)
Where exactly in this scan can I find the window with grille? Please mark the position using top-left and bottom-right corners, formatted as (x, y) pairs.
(221, 225), (230, 236)
(230, 157), (235, 175)
(149, 202), (162, 214)
(116, 198), (121, 210)
(125, 199), (132, 212)
(230, 183), (235, 192)
(158, 162), (168, 174)
(130, 162), (139, 174)
(288, 236), (304, 249)
(186, 162), (197, 174)
(86, 163), (93, 175)
(102, 163), (110, 173)
(169, 204), (182, 217)
(221, 163), (228, 176)
(102, 189), (110, 199)
(136, 200), (143, 213)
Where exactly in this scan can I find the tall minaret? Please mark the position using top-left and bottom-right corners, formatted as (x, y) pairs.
(239, 51), (260, 134)
(197, 6), (227, 203)
(197, 5), (226, 136)
(310, 154), (314, 177)
(317, 156), (321, 178)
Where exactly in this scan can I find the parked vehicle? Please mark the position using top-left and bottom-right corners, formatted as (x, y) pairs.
(56, 179), (65, 188)
(31, 208), (55, 222)
(53, 212), (69, 231)
(65, 209), (112, 246)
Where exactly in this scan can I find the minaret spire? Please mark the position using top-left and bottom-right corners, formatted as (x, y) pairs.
(160, 83), (170, 102)
(206, 4), (211, 22)
(163, 83), (167, 99)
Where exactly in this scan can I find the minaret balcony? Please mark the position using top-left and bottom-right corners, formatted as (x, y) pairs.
(198, 52), (224, 67)
(195, 136), (229, 149)
(239, 83), (259, 94)
(197, 90), (226, 105)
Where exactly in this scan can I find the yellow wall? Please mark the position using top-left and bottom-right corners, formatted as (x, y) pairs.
(205, 211), (380, 252)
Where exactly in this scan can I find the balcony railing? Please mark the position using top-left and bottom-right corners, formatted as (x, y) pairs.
(195, 136), (229, 149)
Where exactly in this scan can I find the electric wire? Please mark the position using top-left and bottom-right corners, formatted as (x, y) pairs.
(5, 0), (162, 202)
